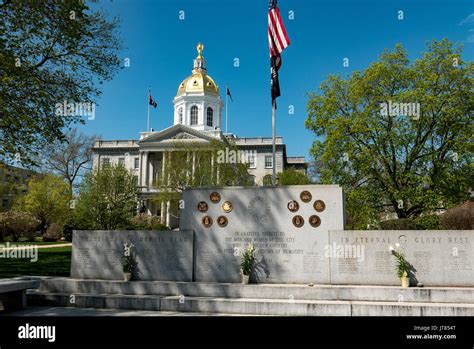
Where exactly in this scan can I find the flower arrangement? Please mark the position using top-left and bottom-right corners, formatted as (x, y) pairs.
(389, 243), (410, 279)
(240, 243), (256, 276)
(121, 242), (136, 280)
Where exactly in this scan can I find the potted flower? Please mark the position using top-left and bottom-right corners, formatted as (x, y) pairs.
(240, 244), (256, 284)
(122, 242), (136, 282)
(389, 244), (410, 287)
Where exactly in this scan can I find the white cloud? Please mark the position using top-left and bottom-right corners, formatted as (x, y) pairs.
(460, 13), (474, 25)
(467, 29), (474, 43)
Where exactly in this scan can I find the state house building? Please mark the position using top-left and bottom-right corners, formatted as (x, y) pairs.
(92, 44), (306, 227)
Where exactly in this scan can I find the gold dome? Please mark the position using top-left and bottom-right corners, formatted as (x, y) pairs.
(176, 43), (219, 96)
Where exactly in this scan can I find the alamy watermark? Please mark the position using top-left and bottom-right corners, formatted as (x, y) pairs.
(0, 242), (38, 262)
(217, 148), (257, 165)
(325, 243), (365, 262)
(55, 100), (96, 120)
(379, 100), (420, 119)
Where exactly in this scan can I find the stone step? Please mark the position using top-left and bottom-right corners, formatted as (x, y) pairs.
(37, 277), (474, 304)
(27, 290), (474, 316)
(28, 290), (162, 311)
(160, 296), (474, 316)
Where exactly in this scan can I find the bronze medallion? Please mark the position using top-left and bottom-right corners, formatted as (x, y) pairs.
(300, 190), (312, 203)
(210, 192), (221, 203)
(287, 200), (299, 212)
(197, 201), (208, 212)
(309, 215), (321, 228)
(313, 200), (326, 212)
(202, 216), (213, 228)
(292, 215), (304, 228)
(217, 215), (228, 227)
(221, 201), (233, 213)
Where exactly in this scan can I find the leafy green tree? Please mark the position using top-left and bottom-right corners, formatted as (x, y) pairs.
(305, 39), (473, 221)
(14, 174), (71, 232)
(154, 140), (252, 219)
(278, 169), (310, 185)
(1, 0), (121, 165)
(75, 165), (139, 230)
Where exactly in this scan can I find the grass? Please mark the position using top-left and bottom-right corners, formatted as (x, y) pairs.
(0, 246), (71, 279)
(3, 241), (70, 246)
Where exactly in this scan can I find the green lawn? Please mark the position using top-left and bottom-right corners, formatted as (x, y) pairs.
(0, 246), (71, 278)
(4, 241), (70, 246)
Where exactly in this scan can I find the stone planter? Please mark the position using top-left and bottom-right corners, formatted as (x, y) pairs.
(400, 276), (409, 288)
(123, 272), (132, 282)
(240, 273), (250, 284)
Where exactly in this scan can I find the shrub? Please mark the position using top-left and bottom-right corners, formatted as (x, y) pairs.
(43, 223), (63, 242)
(414, 215), (440, 230)
(440, 202), (474, 230)
(380, 218), (417, 230)
(277, 169), (310, 185)
(0, 211), (40, 242)
(128, 214), (168, 230)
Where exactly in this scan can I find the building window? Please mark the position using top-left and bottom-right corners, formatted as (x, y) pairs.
(248, 152), (256, 168)
(178, 108), (183, 124)
(134, 157), (139, 169)
(102, 158), (110, 167)
(206, 107), (213, 127)
(118, 157), (125, 166)
(2, 199), (8, 208)
(133, 175), (138, 186)
(265, 155), (273, 168)
(190, 106), (198, 125)
(249, 175), (256, 185)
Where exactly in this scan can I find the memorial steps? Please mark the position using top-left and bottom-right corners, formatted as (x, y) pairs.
(26, 278), (474, 316)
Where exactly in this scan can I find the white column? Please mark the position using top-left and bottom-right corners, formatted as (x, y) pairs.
(192, 151), (196, 181)
(148, 153), (154, 187)
(160, 201), (165, 223)
(167, 152), (171, 185)
(138, 152), (142, 185)
(166, 201), (171, 227)
(144, 152), (149, 188)
(211, 152), (215, 182)
(161, 151), (166, 184)
(146, 199), (151, 215)
(186, 152), (191, 181)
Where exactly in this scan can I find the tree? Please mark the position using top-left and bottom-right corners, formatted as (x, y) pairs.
(38, 128), (99, 193)
(0, 211), (39, 242)
(74, 165), (139, 230)
(154, 140), (253, 219)
(14, 174), (71, 233)
(305, 39), (473, 221)
(0, 1), (121, 165)
(278, 169), (311, 185)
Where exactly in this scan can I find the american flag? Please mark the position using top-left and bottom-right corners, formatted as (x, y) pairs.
(268, 0), (290, 103)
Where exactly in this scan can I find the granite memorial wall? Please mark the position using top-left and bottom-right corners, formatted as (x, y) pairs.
(71, 230), (194, 281)
(71, 186), (473, 286)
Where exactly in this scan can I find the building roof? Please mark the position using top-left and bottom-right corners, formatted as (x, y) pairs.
(287, 156), (306, 164)
(176, 43), (219, 96)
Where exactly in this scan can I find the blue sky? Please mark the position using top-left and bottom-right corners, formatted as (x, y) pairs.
(81, 0), (473, 160)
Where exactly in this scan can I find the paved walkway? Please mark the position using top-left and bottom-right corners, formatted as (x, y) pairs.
(2, 306), (254, 317)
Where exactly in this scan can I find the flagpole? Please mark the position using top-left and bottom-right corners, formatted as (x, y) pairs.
(272, 99), (276, 186)
(147, 89), (150, 132)
(225, 85), (228, 134)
